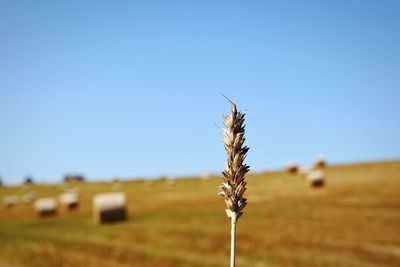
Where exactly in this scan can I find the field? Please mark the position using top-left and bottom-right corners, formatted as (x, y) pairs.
(1, 161), (400, 267)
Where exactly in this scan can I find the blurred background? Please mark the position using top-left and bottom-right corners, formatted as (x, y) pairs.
(0, 1), (399, 267)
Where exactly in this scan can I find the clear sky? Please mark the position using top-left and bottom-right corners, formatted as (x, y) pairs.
(1, 1), (399, 184)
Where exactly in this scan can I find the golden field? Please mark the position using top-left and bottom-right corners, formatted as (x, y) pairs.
(0, 161), (399, 267)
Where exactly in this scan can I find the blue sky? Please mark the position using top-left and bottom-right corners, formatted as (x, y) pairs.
(1, 1), (399, 183)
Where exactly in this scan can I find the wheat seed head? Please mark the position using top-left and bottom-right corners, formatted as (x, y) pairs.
(219, 101), (249, 222)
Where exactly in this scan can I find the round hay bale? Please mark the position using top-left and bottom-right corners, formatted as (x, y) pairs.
(307, 170), (325, 188)
(2, 195), (18, 208)
(59, 192), (79, 210)
(202, 171), (212, 180)
(299, 165), (312, 177)
(21, 191), (37, 204)
(284, 162), (298, 174)
(314, 155), (327, 169)
(93, 192), (127, 224)
(34, 198), (57, 217)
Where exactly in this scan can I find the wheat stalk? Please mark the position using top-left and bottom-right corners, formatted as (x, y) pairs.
(218, 100), (249, 267)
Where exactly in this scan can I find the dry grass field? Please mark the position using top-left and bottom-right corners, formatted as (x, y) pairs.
(0, 161), (399, 267)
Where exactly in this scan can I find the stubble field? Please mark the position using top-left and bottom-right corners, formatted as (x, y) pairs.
(0, 161), (399, 267)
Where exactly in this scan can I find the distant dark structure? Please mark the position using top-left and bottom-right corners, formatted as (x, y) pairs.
(24, 176), (34, 185)
(0, 177), (2, 186)
(64, 175), (85, 183)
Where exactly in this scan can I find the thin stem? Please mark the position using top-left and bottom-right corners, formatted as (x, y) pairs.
(230, 218), (236, 267)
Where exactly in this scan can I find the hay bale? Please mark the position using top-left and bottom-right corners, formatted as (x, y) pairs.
(314, 155), (327, 169)
(202, 171), (212, 180)
(307, 170), (325, 188)
(299, 165), (312, 177)
(21, 191), (37, 204)
(285, 162), (298, 174)
(59, 192), (79, 210)
(34, 198), (57, 217)
(2, 195), (18, 208)
(93, 192), (127, 224)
